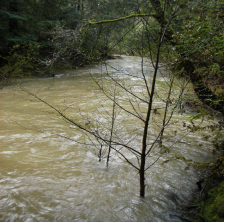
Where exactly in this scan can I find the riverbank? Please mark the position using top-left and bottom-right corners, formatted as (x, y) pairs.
(178, 95), (224, 222)
(0, 53), (120, 90)
(186, 155), (224, 221)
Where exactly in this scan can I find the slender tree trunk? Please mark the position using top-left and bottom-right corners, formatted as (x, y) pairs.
(139, 153), (146, 197)
(140, 40), (162, 197)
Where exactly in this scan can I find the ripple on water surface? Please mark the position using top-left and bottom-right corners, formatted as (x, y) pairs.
(0, 56), (220, 221)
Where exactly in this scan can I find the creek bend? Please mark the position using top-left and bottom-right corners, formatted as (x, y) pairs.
(0, 56), (219, 221)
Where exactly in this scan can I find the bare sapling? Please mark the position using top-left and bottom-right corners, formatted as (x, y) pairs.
(19, 13), (190, 197)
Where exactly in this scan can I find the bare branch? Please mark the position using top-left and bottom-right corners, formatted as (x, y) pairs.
(87, 14), (154, 25)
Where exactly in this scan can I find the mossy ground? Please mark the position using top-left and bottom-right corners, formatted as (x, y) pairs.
(185, 156), (224, 222)
(200, 181), (224, 222)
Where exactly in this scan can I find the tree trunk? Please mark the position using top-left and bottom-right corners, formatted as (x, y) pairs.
(140, 103), (151, 197)
(139, 155), (146, 197)
(140, 38), (162, 197)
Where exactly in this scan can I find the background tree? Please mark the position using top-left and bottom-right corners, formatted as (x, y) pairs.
(147, 0), (224, 112)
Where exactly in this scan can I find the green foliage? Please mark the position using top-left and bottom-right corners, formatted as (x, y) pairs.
(202, 182), (224, 221)
(0, 42), (40, 83)
(187, 110), (208, 122)
(173, 0), (224, 97)
(187, 155), (224, 221)
(0, 9), (26, 21)
(211, 129), (224, 150)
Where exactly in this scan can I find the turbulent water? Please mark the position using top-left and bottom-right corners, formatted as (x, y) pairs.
(0, 56), (219, 221)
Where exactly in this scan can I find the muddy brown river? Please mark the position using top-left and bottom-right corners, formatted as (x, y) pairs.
(0, 56), (219, 221)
